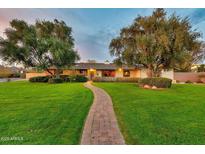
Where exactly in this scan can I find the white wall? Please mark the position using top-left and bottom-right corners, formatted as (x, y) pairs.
(161, 69), (174, 80)
(139, 69), (174, 80)
(140, 69), (148, 78)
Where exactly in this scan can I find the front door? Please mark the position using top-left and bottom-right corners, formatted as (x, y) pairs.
(90, 71), (95, 80)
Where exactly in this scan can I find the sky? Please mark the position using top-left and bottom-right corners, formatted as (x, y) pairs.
(0, 8), (205, 64)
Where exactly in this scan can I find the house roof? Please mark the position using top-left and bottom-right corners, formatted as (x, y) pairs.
(69, 63), (142, 70)
(0, 65), (23, 73)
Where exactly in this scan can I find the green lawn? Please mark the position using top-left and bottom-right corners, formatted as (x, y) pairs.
(94, 83), (205, 144)
(0, 81), (93, 145)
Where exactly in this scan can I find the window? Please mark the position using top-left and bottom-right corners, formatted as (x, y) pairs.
(102, 70), (115, 77)
(79, 70), (87, 75)
(123, 70), (130, 77)
(79, 70), (84, 74)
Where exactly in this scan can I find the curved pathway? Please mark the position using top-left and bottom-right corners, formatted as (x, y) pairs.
(81, 81), (125, 145)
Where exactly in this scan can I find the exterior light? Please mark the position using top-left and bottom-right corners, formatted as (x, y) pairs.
(118, 68), (122, 72)
(90, 68), (95, 72)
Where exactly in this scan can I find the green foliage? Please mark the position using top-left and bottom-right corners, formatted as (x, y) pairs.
(0, 68), (13, 78)
(0, 19), (79, 77)
(93, 77), (139, 82)
(75, 75), (88, 82)
(20, 73), (26, 79)
(139, 77), (172, 88)
(70, 75), (88, 82)
(0, 73), (13, 78)
(12, 73), (21, 78)
(109, 8), (204, 76)
(95, 83), (205, 144)
(93, 77), (116, 82)
(48, 78), (63, 84)
(0, 82), (93, 144)
(197, 64), (205, 72)
(60, 75), (70, 82)
(29, 76), (49, 83)
(185, 80), (193, 84)
(29, 75), (88, 83)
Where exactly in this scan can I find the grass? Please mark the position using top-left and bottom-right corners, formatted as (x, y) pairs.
(94, 82), (205, 144)
(0, 81), (93, 145)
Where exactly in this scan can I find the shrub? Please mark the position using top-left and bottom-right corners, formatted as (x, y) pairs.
(29, 75), (88, 83)
(69, 75), (88, 82)
(0, 68), (13, 78)
(185, 80), (193, 84)
(116, 77), (139, 82)
(93, 77), (116, 82)
(29, 76), (49, 82)
(139, 77), (172, 88)
(60, 75), (70, 82)
(11, 73), (21, 78)
(48, 78), (63, 84)
(93, 77), (139, 82)
(75, 75), (88, 82)
(69, 75), (77, 82)
(20, 73), (26, 79)
(196, 79), (203, 83)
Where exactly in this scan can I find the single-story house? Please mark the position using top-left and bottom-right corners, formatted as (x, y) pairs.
(26, 62), (174, 80)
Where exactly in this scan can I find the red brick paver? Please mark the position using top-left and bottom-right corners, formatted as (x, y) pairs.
(81, 81), (125, 145)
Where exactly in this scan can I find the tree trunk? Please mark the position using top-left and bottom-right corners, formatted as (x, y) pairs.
(146, 69), (153, 78)
(146, 65), (154, 78)
(55, 69), (61, 79)
(46, 69), (54, 77)
(146, 65), (162, 78)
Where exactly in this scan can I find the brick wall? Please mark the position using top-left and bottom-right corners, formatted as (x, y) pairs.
(26, 72), (48, 79)
(174, 72), (205, 82)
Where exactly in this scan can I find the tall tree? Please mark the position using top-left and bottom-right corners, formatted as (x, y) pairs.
(109, 9), (205, 77)
(197, 64), (205, 72)
(0, 19), (79, 77)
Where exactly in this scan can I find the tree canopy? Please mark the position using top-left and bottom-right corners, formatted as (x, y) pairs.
(0, 19), (79, 77)
(109, 8), (205, 76)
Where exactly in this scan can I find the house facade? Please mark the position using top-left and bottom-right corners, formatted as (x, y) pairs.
(26, 62), (174, 80)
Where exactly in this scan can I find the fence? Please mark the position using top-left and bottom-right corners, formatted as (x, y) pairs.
(174, 72), (205, 82)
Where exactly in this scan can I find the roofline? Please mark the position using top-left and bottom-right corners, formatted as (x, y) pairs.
(48, 62), (144, 70)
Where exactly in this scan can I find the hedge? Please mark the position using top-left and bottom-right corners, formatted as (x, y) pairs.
(139, 77), (172, 88)
(29, 75), (88, 83)
(60, 75), (70, 82)
(93, 77), (139, 82)
(48, 78), (63, 84)
(69, 75), (88, 82)
(29, 76), (49, 82)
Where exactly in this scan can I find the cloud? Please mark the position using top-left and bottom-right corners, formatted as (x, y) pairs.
(75, 27), (117, 62)
(1, 8), (205, 64)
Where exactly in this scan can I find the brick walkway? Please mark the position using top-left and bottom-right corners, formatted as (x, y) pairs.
(81, 81), (125, 145)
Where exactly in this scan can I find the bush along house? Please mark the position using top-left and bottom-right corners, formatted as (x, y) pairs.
(26, 62), (174, 81)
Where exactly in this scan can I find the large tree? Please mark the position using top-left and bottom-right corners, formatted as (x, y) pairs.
(0, 19), (79, 77)
(109, 9), (205, 77)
